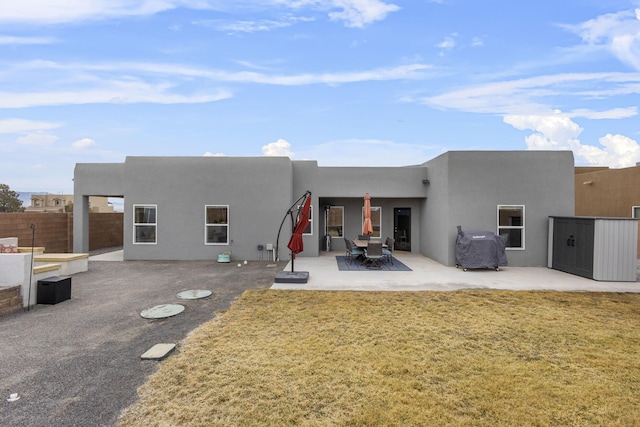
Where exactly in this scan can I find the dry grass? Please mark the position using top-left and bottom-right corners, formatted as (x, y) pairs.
(119, 290), (640, 426)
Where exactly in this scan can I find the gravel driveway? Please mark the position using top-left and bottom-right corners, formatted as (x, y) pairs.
(1, 259), (285, 427)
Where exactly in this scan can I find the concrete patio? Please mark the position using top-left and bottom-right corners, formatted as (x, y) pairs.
(272, 251), (640, 292)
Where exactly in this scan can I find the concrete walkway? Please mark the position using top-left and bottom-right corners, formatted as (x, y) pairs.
(272, 252), (640, 292)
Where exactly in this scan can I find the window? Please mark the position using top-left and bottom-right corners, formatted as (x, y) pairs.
(302, 205), (313, 235)
(134, 205), (157, 244)
(326, 206), (344, 238)
(633, 206), (640, 219)
(363, 206), (382, 238)
(205, 205), (229, 244)
(497, 205), (524, 249)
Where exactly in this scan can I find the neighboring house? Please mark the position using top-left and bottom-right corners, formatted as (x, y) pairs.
(73, 151), (575, 266)
(27, 194), (114, 213)
(575, 164), (640, 219)
(575, 164), (640, 255)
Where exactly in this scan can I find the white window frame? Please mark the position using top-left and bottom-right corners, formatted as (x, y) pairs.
(302, 204), (313, 236)
(497, 205), (525, 250)
(362, 206), (382, 238)
(326, 206), (344, 238)
(632, 206), (640, 219)
(205, 205), (229, 245)
(133, 204), (157, 245)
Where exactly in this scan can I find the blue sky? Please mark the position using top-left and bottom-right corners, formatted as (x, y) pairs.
(1, 0), (640, 194)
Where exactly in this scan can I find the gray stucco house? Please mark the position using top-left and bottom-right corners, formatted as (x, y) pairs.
(73, 150), (575, 266)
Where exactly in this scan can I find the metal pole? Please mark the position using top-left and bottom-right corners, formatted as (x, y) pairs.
(275, 190), (311, 263)
(27, 223), (35, 311)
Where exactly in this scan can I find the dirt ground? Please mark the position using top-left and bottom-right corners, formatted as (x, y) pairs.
(0, 258), (286, 427)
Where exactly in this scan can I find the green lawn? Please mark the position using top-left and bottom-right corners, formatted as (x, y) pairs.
(119, 290), (640, 426)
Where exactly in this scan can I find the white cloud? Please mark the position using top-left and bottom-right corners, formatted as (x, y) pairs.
(262, 138), (294, 157)
(71, 138), (96, 149)
(421, 72), (640, 115)
(194, 18), (295, 33)
(564, 8), (640, 70)
(471, 36), (484, 47)
(0, 61), (430, 108)
(327, 0), (400, 28)
(0, 79), (233, 108)
(0, 35), (58, 44)
(17, 131), (58, 146)
(436, 35), (456, 50)
(203, 152), (226, 156)
(0, 0), (213, 24)
(503, 113), (640, 167)
(297, 138), (442, 166)
(578, 134), (640, 168)
(0, 0), (399, 28)
(61, 60), (430, 84)
(0, 118), (62, 133)
(503, 114), (583, 149)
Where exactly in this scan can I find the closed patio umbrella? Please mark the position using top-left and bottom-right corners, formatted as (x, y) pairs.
(286, 192), (312, 271)
(362, 193), (373, 236)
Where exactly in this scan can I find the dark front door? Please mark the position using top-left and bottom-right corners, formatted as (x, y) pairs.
(394, 208), (411, 251)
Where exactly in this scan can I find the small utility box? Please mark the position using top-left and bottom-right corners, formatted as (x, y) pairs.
(37, 276), (72, 304)
(549, 216), (638, 281)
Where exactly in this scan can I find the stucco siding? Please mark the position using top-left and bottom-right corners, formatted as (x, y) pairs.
(73, 163), (126, 253)
(120, 157), (292, 261)
(425, 151), (575, 266)
(314, 166), (427, 198)
(575, 165), (640, 218)
(74, 151), (575, 267)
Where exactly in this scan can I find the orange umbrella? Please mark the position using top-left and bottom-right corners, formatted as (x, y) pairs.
(362, 193), (373, 235)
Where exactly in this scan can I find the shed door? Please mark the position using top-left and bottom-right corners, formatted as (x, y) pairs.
(552, 218), (594, 278)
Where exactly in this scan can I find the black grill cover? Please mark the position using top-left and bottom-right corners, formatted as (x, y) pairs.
(455, 226), (507, 269)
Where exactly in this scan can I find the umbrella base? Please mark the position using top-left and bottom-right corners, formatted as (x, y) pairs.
(274, 271), (309, 283)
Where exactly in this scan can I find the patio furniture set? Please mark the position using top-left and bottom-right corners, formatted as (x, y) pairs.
(344, 236), (395, 268)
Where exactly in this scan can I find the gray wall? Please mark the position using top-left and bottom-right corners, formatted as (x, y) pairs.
(74, 151), (575, 267)
(422, 151), (575, 266)
(122, 157), (293, 261)
(76, 157), (293, 261)
(74, 163), (125, 253)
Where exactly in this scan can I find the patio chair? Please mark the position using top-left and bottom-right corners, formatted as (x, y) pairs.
(383, 237), (395, 264)
(357, 234), (371, 240)
(344, 238), (364, 264)
(364, 242), (384, 269)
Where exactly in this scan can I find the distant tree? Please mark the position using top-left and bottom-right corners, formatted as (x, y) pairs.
(0, 183), (24, 212)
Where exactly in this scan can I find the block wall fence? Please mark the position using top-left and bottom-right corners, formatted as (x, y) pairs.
(0, 212), (122, 253)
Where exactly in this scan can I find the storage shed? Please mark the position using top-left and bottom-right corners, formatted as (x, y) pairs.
(548, 216), (638, 281)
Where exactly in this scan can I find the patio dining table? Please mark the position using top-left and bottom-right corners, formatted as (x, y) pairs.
(353, 239), (388, 249)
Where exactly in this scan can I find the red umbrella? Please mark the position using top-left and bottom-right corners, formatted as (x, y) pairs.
(287, 193), (312, 256)
(362, 193), (373, 235)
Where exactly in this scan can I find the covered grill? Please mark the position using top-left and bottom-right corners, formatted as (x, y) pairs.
(455, 226), (508, 271)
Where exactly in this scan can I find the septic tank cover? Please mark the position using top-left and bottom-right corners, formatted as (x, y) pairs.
(140, 304), (185, 319)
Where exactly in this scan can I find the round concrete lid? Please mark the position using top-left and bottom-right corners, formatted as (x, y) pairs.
(177, 290), (212, 300)
(140, 304), (185, 319)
